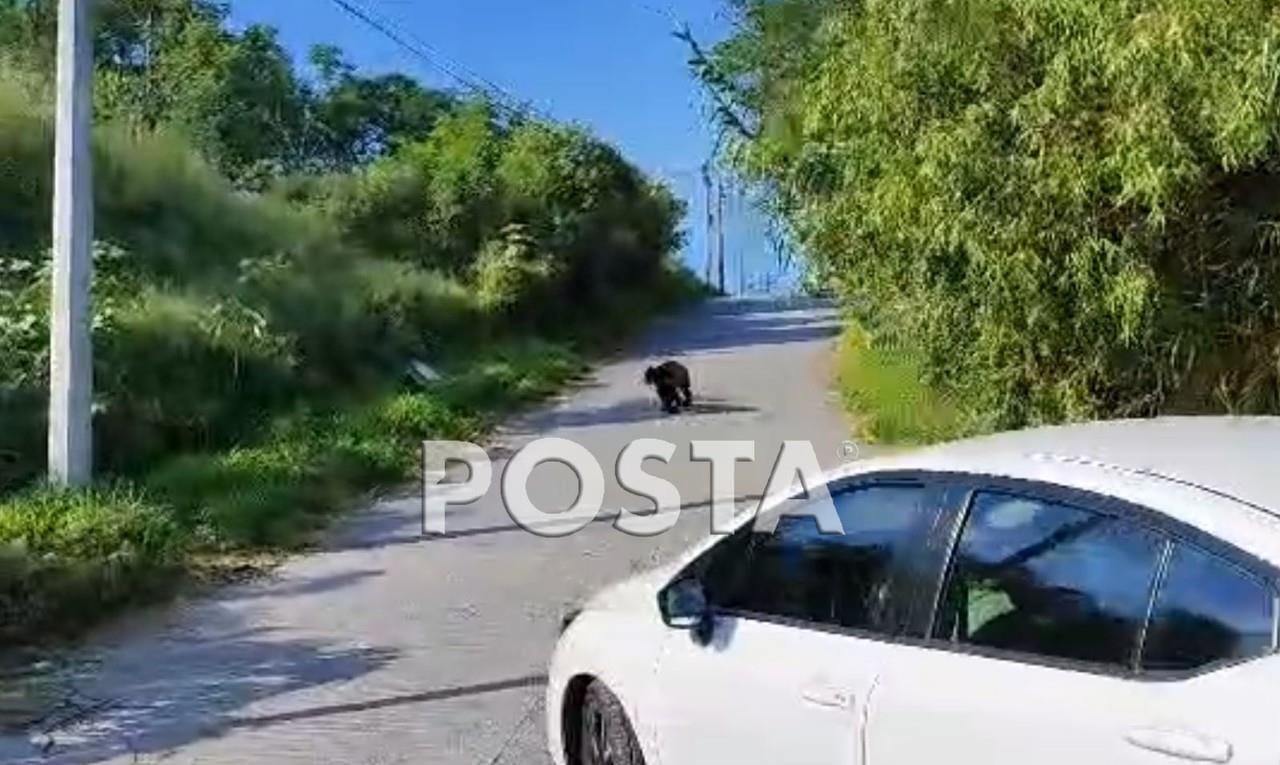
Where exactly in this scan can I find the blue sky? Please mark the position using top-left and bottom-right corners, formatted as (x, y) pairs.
(226, 0), (792, 291)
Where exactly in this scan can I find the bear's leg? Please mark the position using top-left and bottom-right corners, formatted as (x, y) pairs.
(680, 386), (693, 407)
(658, 385), (680, 414)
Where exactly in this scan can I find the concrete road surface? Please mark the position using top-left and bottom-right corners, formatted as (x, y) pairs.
(0, 296), (859, 764)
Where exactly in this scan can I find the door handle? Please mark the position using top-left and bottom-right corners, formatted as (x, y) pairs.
(1125, 727), (1232, 763)
(800, 682), (851, 709)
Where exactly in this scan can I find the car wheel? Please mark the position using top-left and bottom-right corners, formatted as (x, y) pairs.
(579, 679), (645, 765)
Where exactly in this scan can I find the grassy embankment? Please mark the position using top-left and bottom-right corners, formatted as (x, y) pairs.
(835, 325), (963, 447)
(0, 69), (703, 648)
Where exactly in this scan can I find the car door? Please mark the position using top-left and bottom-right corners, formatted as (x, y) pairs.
(1117, 540), (1280, 765)
(864, 483), (1280, 765)
(650, 480), (947, 765)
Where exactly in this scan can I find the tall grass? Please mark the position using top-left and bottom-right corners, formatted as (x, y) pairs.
(0, 333), (601, 645)
(836, 326), (964, 445)
(0, 486), (183, 644)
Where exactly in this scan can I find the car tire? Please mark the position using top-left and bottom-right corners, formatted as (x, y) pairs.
(579, 679), (645, 765)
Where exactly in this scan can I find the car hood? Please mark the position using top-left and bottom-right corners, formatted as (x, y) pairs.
(579, 566), (672, 616)
(576, 526), (730, 618)
(572, 518), (747, 618)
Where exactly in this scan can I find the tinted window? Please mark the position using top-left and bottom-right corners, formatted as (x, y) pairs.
(1141, 544), (1276, 672)
(704, 485), (933, 633)
(934, 492), (1163, 668)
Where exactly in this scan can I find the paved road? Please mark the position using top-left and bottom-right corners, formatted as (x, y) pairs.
(0, 296), (854, 764)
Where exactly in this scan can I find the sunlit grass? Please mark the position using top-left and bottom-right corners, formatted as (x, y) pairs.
(837, 325), (964, 445)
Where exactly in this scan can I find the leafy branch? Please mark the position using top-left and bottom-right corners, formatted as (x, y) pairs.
(674, 23), (759, 141)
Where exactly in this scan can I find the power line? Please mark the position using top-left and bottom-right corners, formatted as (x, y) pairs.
(328, 0), (540, 119)
(364, 0), (548, 116)
(619, 0), (681, 28)
(325, 0), (552, 122)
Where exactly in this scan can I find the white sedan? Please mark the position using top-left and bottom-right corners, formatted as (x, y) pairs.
(547, 417), (1280, 765)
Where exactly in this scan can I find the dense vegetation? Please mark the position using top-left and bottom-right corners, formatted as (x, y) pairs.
(699, 0), (1280, 440)
(0, 0), (697, 644)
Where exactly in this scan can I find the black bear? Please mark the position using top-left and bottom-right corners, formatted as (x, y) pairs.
(644, 360), (693, 414)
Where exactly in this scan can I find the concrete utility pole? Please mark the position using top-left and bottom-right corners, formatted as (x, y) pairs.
(716, 178), (726, 295)
(742, 185), (747, 296)
(701, 163), (714, 287)
(739, 244), (745, 295)
(49, 0), (94, 486)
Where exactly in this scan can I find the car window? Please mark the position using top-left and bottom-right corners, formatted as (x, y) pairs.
(933, 491), (1163, 669)
(1141, 544), (1276, 672)
(702, 484), (934, 633)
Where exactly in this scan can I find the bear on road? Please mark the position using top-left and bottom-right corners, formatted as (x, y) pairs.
(644, 360), (693, 414)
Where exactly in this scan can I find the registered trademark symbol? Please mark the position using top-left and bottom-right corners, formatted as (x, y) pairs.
(839, 440), (861, 461)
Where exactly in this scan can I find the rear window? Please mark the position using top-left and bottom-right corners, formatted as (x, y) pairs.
(1141, 544), (1276, 672)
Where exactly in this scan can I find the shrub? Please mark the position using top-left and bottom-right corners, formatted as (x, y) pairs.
(307, 161), (431, 263)
(0, 486), (183, 643)
(351, 258), (484, 354)
(95, 288), (299, 473)
(707, 0), (1280, 433)
(146, 437), (342, 548)
(369, 392), (480, 443)
(0, 67), (50, 253)
(93, 127), (300, 281)
(144, 390), (482, 548)
(0, 82), (321, 284)
(472, 227), (560, 319)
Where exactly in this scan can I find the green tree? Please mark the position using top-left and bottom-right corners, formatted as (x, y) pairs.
(406, 102), (506, 270)
(93, 0), (234, 137)
(0, 0), (54, 66)
(307, 45), (456, 169)
(697, 0), (1280, 429)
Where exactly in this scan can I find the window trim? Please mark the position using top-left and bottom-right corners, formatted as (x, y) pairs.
(915, 473), (1280, 682)
(1132, 539), (1173, 672)
(666, 469), (1280, 681)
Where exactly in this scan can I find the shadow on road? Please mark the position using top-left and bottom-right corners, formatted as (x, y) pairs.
(683, 400), (760, 417)
(333, 492), (767, 552)
(217, 569), (386, 603)
(521, 396), (760, 431)
(224, 674), (547, 733)
(627, 296), (841, 359)
(3, 614), (399, 765)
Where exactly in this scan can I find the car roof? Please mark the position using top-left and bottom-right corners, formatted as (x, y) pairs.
(908, 416), (1280, 515)
(799, 416), (1280, 565)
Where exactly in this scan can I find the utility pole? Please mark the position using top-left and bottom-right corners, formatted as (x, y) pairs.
(742, 185), (747, 296)
(49, 0), (94, 487)
(716, 178), (726, 295)
(701, 163), (714, 287)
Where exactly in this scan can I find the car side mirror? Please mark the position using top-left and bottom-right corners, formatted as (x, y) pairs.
(660, 578), (712, 643)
